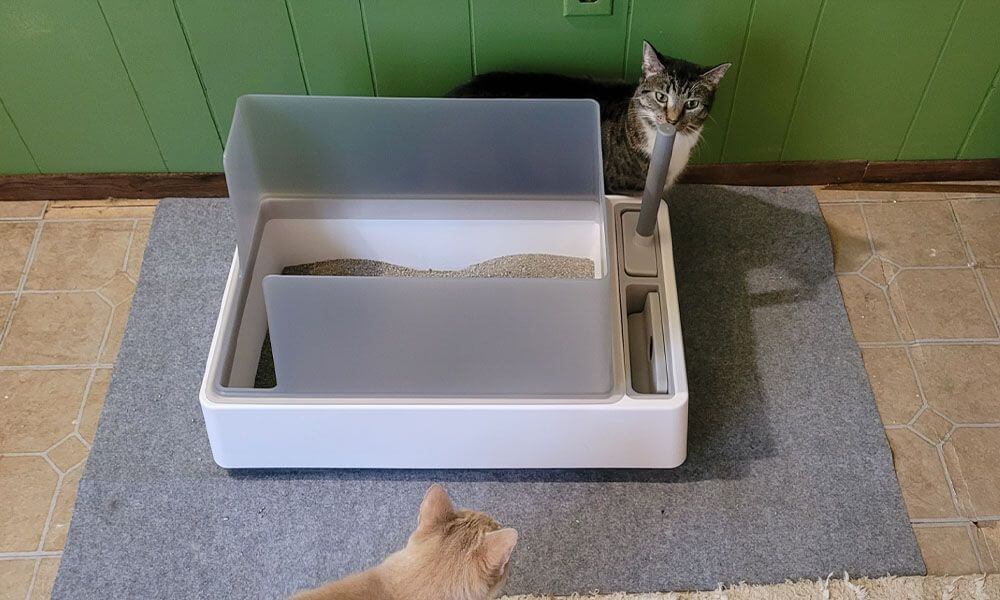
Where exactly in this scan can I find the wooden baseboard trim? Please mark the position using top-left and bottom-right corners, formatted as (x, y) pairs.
(1, 158), (996, 200)
(0, 172), (228, 201)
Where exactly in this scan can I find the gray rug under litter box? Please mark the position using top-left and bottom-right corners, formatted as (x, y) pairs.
(53, 187), (924, 599)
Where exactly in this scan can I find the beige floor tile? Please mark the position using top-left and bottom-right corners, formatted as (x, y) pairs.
(79, 368), (110, 444)
(813, 188), (858, 203)
(912, 410), (952, 444)
(30, 557), (59, 600)
(44, 466), (82, 551)
(982, 269), (1000, 315)
(860, 257), (892, 286)
(0, 456), (58, 552)
(0, 292), (14, 327)
(856, 191), (951, 202)
(100, 297), (132, 364)
(47, 436), (88, 473)
(977, 522), (1000, 573)
(911, 345), (1000, 423)
(943, 428), (1000, 517)
(913, 525), (981, 575)
(954, 200), (1000, 267)
(888, 269), (997, 340)
(864, 202), (968, 267)
(126, 220), (151, 280)
(886, 429), (958, 519)
(0, 200), (46, 219)
(98, 272), (135, 306)
(0, 222), (37, 291)
(0, 292), (111, 365)
(837, 275), (900, 342)
(821, 204), (871, 272)
(0, 559), (37, 600)
(26, 221), (133, 290)
(44, 199), (157, 220)
(860, 347), (922, 425)
(0, 369), (90, 452)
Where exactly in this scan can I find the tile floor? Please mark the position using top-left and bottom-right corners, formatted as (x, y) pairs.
(0, 199), (154, 599)
(817, 185), (1000, 575)
(0, 188), (998, 598)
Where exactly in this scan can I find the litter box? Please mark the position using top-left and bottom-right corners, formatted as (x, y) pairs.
(199, 95), (688, 468)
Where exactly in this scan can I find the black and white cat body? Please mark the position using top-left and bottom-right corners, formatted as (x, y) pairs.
(448, 42), (730, 194)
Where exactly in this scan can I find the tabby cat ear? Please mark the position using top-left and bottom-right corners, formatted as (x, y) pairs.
(416, 484), (454, 531)
(482, 528), (519, 572)
(701, 63), (732, 87)
(641, 41), (665, 78)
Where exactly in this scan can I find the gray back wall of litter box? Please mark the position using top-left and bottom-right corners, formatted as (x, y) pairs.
(53, 188), (922, 599)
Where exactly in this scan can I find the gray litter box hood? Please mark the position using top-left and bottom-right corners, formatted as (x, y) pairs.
(223, 95), (606, 275)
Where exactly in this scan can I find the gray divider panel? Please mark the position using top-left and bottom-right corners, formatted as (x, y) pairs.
(225, 96), (604, 276)
(262, 275), (614, 396)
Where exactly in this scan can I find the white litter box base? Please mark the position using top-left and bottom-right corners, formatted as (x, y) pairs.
(199, 196), (688, 469)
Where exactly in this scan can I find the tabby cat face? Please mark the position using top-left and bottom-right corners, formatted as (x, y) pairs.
(633, 41), (731, 134)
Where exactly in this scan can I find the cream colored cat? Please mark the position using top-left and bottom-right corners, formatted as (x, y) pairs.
(292, 485), (518, 600)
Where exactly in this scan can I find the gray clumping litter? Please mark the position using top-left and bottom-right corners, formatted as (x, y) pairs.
(281, 253), (595, 279)
(254, 253), (595, 387)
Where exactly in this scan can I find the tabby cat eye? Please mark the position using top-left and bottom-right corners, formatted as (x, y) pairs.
(654, 91), (667, 103)
(684, 99), (701, 110)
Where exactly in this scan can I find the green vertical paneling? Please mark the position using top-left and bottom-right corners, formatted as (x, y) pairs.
(959, 69), (1000, 159)
(286, 0), (374, 96)
(721, 0), (823, 163)
(174, 0), (307, 139)
(100, 0), (222, 171)
(0, 101), (38, 174)
(899, 0), (1000, 160)
(626, 0), (753, 164)
(0, 0), (164, 172)
(361, 0), (471, 97)
(782, 0), (961, 161)
(472, 0), (630, 79)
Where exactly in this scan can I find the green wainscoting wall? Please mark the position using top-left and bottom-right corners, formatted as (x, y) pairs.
(0, 0), (997, 174)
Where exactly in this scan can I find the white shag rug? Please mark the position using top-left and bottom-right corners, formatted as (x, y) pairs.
(503, 574), (1000, 600)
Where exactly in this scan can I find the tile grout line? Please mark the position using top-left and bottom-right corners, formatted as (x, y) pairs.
(965, 521), (987, 574)
(856, 205), (909, 343)
(121, 219), (139, 273)
(0, 551), (62, 560)
(912, 516), (1000, 524)
(34, 466), (65, 554)
(952, 199), (1000, 333)
(0, 220), (44, 358)
(934, 443), (966, 524)
(24, 556), (43, 600)
(0, 364), (115, 371)
(74, 369), (99, 451)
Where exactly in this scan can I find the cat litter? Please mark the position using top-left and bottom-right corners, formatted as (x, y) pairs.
(200, 95), (687, 469)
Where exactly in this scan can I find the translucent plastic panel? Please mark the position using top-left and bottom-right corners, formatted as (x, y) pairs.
(262, 274), (613, 396)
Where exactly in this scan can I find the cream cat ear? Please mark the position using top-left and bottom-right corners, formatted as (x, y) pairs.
(416, 484), (454, 531)
(482, 528), (519, 571)
(641, 41), (665, 78)
(701, 63), (732, 87)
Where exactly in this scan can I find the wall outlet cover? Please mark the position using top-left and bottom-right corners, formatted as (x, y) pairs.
(563, 0), (614, 17)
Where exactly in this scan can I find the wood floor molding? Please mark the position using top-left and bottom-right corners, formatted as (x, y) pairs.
(1, 158), (997, 200)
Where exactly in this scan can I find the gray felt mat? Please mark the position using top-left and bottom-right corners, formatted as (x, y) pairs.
(53, 187), (923, 599)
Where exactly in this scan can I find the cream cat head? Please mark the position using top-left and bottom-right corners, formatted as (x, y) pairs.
(385, 484), (519, 600)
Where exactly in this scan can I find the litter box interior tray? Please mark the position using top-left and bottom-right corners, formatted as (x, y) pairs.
(215, 199), (616, 399)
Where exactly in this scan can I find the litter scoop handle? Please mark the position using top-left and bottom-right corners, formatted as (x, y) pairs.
(635, 124), (677, 238)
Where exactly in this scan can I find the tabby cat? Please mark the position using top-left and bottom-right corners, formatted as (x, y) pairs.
(292, 485), (518, 600)
(449, 41), (730, 194)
